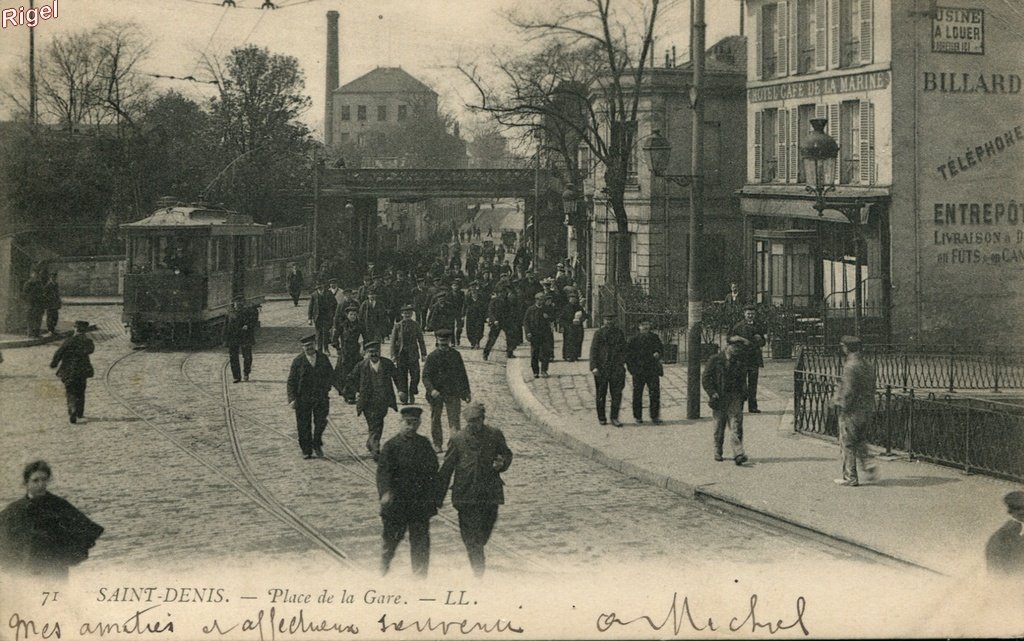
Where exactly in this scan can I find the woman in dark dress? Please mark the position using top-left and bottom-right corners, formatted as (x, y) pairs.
(0, 461), (104, 579)
(560, 293), (587, 362)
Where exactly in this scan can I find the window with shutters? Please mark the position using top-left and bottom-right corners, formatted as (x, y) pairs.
(796, 0), (815, 74)
(839, 100), (860, 184)
(761, 4), (779, 79)
(839, 0), (868, 68)
(762, 109), (779, 183)
(610, 120), (638, 185)
(796, 104), (816, 182)
(340, 105), (351, 121)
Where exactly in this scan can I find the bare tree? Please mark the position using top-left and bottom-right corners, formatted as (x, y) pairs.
(93, 22), (152, 136)
(460, 0), (663, 285)
(37, 30), (103, 131)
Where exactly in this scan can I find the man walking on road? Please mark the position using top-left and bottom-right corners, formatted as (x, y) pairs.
(391, 305), (427, 404)
(437, 402), (512, 577)
(42, 272), (62, 336)
(353, 341), (402, 461)
(287, 335), (334, 459)
(377, 406), (439, 576)
(224, 295), (257, 383)
(308, 281), (337, 354)
(626, 318), (664, 424)
(832, 335), (877, 486)
(286, 264), (304, 306)
(421, 329), (471, 452)
(49, 320), (95, 424)
(523, 291), (554, 378)
(701, 336), (750, 465)
(590, 313), (627, 427)
(332, 305), (364, 402)
(729, 305), (767, 413)
(481, 289), (513, 361)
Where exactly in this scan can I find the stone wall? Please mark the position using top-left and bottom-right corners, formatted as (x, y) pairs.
(50, 256), (124, 296)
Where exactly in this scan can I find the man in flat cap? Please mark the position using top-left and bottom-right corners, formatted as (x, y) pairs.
(391, 305), (427, 405)
(422, 329), (471, 452)
(590, 313), (628, 427)
(437, 401), (512, 577)
(986, 491), (1024, 577)
(729, 304), (767, 413)
(224, 295), (257, 383)
(286, 263), (304, 307)
(353, 341), (402, 461)
(308, 281), (337, 355)
(463, 284), (489, 350)
(832, 335), (877, 486)
(626, 318), (664, 424)
(701, 336), (749, 465)
(332, 304), (364, 403)
(287, 335), (334, 459)
(523, 291), (554, 378)
(50, 320), (94, 424)
(377, 406), (439, 576)
(359, 288), (390, 344)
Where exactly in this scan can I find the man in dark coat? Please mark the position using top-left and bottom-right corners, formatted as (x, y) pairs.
(729, 305), (767, 413)
(425, 290), (458, 340)
(286, 335), (335, 459)
(286, 264), (304, 306)
(481, 290), (513, 361)
(559, 293), (587, 362)
(504, 288), (524, 356)
(986, 491), (1024, 577)
(391, 305), (427, 404)
(377, 406), (439, 576)
(413, 278), (432, 327)
(50, 320), (95, 424)
(449, 280), (466, 345)
(422, 329), (471, 452)
(626, 319), (664, 424)
(42, 272), (61, 335)
(701, 337), (749, 465)
(308, 282), (337, 354)
(352, 341), (402, 461)
(21, 269), (45, 338)
(332, 305), (364, 402)
(523, 291), (554, 378)
(359, 289), (391, 344)
(224, 296), (256, 383)
(590, 314), (627, 427)
(0, 461), (103, 579)
(438, 402), (512, 577)
(463, 285), (489, 349)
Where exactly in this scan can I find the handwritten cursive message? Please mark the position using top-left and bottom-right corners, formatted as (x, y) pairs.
(596, 592), (809, 636)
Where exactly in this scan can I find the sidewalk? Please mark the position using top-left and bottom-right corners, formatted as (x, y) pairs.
(506, 328), (1021, 577)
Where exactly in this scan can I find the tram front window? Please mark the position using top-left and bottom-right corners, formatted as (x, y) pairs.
(159, 237), (203, 275)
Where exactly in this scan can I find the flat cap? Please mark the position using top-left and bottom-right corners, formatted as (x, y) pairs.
(743, 304), (757, 311)
(400, 406), (423, 417)
(344, 305), (358, 312)
(435, 328), (454, 338)
(363, 341), (381, 351)
(463, 401), (485, 420)
(299, 334), (316, 344)
(401, 304), (415, 312)
(840, 335), (862, 347)
(74, 320), (90, 330)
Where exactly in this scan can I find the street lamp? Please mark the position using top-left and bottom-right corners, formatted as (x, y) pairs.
(799, 117), (865, 336)
(643, 130), (693, 186)
(561, 185), (578, 226)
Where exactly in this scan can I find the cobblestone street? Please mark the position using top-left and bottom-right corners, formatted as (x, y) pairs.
(1, 301), (864, 580)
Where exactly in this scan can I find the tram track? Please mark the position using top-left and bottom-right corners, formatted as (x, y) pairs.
(102, 347), (359, 568)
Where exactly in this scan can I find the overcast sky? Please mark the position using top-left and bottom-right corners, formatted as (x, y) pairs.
(0, 0), (742, 137)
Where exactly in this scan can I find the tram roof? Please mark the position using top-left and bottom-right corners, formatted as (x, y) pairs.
(121, 206), (265, 232)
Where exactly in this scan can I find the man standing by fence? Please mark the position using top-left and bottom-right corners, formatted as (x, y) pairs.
(832, 335), (878, 486)
(701, 336), (749, 465)
(730, 305), (767, 413)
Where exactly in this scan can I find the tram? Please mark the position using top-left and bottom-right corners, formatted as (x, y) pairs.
(121, 203), (266, 344)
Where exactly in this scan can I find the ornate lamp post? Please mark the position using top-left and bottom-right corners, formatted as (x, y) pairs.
(799, 117), (864, 335)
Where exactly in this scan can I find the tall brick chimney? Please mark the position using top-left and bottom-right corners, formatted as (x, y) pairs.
(325, 10), (340, 148)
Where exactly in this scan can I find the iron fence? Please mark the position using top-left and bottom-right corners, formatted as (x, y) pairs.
(798, 344), (1024, 392)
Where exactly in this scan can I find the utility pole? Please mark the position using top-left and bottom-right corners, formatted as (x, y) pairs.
(29, 0), (37, 126)
(533, 128), (541, 273)
(686, 0), (706, 419)
(311, 148), (320, 272)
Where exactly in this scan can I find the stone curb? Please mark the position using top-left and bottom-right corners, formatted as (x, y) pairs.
(502, 351), (940, 574)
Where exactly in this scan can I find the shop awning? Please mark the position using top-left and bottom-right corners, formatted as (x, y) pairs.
(737, 185), (890, 225)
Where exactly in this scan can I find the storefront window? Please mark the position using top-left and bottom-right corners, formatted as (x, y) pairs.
(755, 235), (814, 307)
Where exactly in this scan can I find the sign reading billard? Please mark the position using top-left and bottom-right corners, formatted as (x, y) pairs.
(932, 7), (984, 55)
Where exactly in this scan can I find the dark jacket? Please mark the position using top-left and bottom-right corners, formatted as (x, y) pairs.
(559, 302), (587, 328)
(422, 346), (471, 399)
(223, 306), (257, 347)
(21, 277), (44, 308)
(486, 296), (510, 328)
(308, 290), (337, 326)
(589, 325), (627, 376)
(286, 352), (334, 404)
(41, 280), (61, 310)
(0, 493), (104, 576)
(438, 424), (513, 509)
(391, 318), (427, 360)
(522, 303), (554, 345)
(353, 357), (400, 416)
(985, 519), (1024, 576)
(730, 319), (767, 368)
(333, 314), (364, 352)
(50, 333), (95, 383)
(359, 299), (391, 341)
(701, 351), (748, 407)
(286, 269), (304, 294)
(377, 430), (439, 521)
(626, 331), (664, 378)
(426, 299), (457, 333)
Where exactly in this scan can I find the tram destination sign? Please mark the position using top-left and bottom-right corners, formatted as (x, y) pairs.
(932, 7), (984, 55)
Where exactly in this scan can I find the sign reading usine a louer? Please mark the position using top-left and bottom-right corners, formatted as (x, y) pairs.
(933, 7), (985, 54)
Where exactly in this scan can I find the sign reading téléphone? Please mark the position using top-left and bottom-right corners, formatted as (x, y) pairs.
(932, 6), (984, 55)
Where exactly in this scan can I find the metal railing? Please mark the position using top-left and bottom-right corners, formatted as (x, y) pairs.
(798, 344), (1024, 392)
(794, 373), (1024, 482)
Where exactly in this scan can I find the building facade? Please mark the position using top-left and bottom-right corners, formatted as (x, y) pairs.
(741, 0), (1024, 345)
(585, 38), (748, 312)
